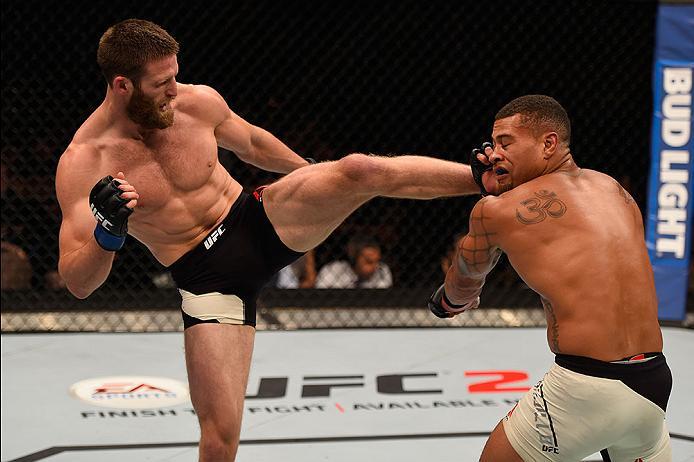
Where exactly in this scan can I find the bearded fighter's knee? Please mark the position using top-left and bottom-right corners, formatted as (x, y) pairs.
(336, 153), (384, 190)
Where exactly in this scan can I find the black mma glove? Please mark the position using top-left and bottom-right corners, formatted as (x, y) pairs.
(470, 142), (493, 196)
(89, 176), (133, 251)
(428, 284), (480, 318)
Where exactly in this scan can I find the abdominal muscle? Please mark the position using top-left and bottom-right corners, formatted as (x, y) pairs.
(127, 172), (243, 266)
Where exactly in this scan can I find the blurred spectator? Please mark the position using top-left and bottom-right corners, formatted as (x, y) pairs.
(1, 241), (32, 290)
(2, 145), (66, 290)
(316, 235), (392, 288)
(276, 250), (317, 288)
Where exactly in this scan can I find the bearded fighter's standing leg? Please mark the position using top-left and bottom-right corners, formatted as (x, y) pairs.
(262, 153), (474, 251)
(185, 324), (255, 461)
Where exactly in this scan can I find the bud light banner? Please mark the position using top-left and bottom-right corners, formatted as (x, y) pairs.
(646, 4), (694, 321)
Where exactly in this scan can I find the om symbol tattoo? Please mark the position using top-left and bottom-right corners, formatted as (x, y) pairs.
(516, 190), (567, 225)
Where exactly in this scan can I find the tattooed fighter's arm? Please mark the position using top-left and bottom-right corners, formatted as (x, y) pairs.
(429, 197), (503, 318)
(445, 198), (503, 304)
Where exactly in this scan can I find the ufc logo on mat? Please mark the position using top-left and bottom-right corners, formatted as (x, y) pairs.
(204, 224), (226, 250)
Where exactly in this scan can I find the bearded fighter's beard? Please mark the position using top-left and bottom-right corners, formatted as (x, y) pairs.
(126, 89), (174, 129)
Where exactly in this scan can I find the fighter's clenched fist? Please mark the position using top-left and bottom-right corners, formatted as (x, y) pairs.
(89, 171), (138, 251)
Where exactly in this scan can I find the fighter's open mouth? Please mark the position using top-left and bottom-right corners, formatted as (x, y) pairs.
(495, 167), (509, 175)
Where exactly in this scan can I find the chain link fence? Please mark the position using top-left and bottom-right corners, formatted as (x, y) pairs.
(3, 0), (688, 331)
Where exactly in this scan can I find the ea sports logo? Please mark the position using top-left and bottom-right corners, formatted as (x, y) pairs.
(70, 376), (189, 409)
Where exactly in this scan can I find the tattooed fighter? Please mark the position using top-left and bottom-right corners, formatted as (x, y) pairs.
(429, 95), (672, 462)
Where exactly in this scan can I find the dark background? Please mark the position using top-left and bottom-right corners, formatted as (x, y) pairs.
(3, 0), (673, 317)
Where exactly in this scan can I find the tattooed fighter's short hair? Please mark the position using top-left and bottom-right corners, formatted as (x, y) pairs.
(495, 95), (571, 146)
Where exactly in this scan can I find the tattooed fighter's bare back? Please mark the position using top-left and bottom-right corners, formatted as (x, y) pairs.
(483, 170), (660, 360)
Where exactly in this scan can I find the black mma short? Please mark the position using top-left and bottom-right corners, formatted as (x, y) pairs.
(169, 188), (304, 328)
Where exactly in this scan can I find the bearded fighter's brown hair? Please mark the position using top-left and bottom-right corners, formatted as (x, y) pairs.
(97, 19), (179, 87)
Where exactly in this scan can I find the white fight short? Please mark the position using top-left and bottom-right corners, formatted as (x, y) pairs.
(503, 353), (672, 461)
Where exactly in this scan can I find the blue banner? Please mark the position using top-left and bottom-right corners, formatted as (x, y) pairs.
(646, 4), (694, 321)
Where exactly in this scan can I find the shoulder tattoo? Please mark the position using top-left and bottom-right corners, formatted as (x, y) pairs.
(515, 190), (567, 225)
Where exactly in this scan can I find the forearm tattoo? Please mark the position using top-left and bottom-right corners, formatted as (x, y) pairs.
(516, 190), (567, 225)
(459, 201), (501, 276)
(541, 296), (561, 353)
